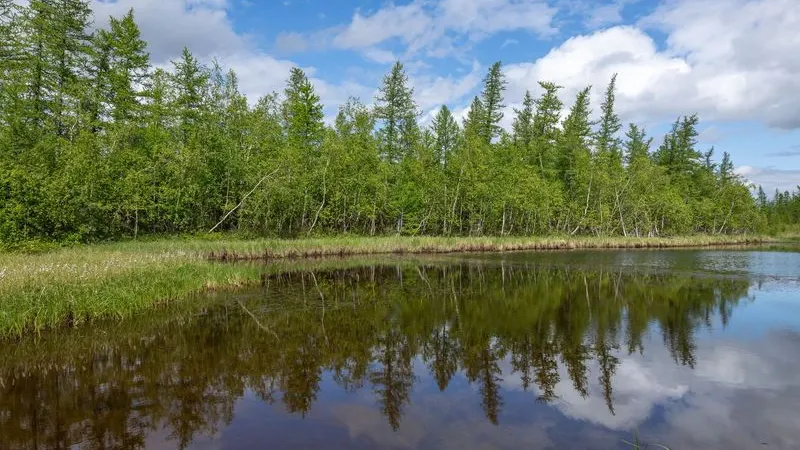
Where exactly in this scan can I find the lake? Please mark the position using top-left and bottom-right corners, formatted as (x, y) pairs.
(1, 247), (799, 449)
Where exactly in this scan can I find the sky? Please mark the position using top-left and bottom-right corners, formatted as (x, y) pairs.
(89, 0), (800, 193)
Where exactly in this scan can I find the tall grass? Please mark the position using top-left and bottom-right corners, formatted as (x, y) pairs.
(0, 234), (771, 337)
(199, 234), (769, 260)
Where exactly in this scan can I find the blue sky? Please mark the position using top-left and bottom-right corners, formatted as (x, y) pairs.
(91, 0), (800, 193)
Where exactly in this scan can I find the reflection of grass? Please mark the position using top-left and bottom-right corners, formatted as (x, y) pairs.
(0, 234), (768, 337)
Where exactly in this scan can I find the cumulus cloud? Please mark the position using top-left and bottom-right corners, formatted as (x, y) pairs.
(498, 0), (800, 130)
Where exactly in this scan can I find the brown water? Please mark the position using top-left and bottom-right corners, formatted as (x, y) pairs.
(1, 248), (799, 449)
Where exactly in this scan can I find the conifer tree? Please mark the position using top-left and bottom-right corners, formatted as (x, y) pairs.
(558, 87), (593, 189)
(479, 61), (506, 144)
(531, 82), (563, 178)
(596, 74), (622, 165)
(430, 105), (459, 166)
(623, 123), (651, 165)
(282, 67), (324, 154)
(171, 47), (208, 145)
(104, 10), (149, 123)
(511, 90), (534, 154)
(463, 96), (484, 140)
(374, 61), (418, 163)
(757, 186), (768, 210)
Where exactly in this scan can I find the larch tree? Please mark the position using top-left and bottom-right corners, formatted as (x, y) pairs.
(430, 105), (460, 167)
(595, 74), (622, 167)
(104, 9), (149, 124)
(511, 90), (534, 156)
(281, 67), (325, 231)
(374, 61), (419, 163)
(531, 81), (562, 178)
(479, 61), (506, 145)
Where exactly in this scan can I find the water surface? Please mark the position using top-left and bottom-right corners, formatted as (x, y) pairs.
(2, 248), (799, 449)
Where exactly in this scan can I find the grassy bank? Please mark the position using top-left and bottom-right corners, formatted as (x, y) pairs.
(0, 234), (772, 337)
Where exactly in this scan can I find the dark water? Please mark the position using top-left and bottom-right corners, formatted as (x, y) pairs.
(2, 248), (800, 449)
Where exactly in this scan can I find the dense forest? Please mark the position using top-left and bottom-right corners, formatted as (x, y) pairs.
(0, 1), (796, 245)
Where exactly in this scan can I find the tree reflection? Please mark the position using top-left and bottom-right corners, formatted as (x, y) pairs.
(0, 262), (753, 448)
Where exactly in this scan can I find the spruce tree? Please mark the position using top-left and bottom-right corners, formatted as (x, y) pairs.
(719, 151), (735, 183)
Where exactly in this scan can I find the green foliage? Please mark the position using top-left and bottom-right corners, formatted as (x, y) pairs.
(0, 3), (768, 246)
(760, 185), (800, 232)
(430, 105), (460, 166)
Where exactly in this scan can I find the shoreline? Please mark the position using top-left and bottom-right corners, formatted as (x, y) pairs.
(0, 235), (777, 337)
(205, 235), (771, 261)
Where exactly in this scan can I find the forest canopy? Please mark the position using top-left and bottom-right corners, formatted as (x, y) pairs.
(0, 1), (796, 245)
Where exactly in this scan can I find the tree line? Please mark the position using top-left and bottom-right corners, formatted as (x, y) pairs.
(0, 1), (789, 246)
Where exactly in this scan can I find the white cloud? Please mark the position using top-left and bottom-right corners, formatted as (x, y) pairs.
(734, 166), (800, 193)
(438, 0), (557, 38)
(500, 354), (689, 430)
(499, 0), (800, 130)
(503, 26), (691, 128)
(328, 0), (556, 60)
(331, 2), (434, 51)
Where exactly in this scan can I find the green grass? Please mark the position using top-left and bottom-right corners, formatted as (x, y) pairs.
(0, 234), (772, 337)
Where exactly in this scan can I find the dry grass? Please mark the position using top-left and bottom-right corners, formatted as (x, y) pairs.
(203, 235), (770, 260)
